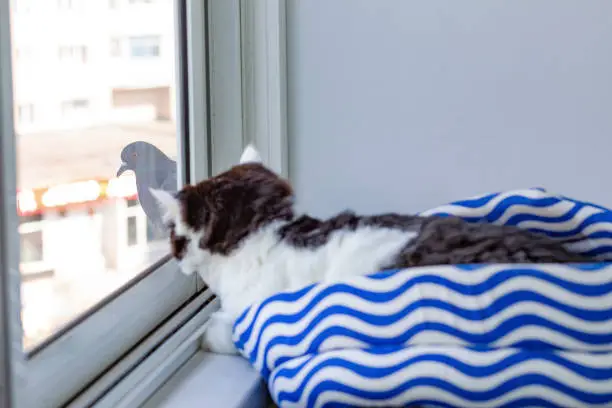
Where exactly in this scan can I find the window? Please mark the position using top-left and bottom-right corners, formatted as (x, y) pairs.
(1, 0), (268, 403)
(18, 213), (51, 287)
(1, 0), (209, 405)
(58, 45), (87, 63)
(17, 103), (34, 125)
(20, 231), (43, 263)
(110, 37), (122, 57)
(61, 98), (89, 116)
(20, 29), (182, 343)
(146, 219), (156, 242)
(126, 215), (138, 246)
(19, 214), (44, 264)
(61, 99), (90, 122)
(128, 35), (161, 58)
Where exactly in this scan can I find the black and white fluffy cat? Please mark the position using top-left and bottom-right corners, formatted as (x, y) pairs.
(150, 145), (589, 354)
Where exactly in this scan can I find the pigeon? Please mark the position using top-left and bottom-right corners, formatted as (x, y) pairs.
(116, 141), (177, 238)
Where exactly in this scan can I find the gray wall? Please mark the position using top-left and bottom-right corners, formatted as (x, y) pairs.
(287, 0), (612, 218)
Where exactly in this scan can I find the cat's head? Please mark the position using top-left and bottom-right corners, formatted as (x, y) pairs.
(149, 145), (294, 277)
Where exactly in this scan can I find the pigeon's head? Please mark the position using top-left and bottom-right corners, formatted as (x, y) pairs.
(117, 141), (169, 177)
(149, 145), (294, 292)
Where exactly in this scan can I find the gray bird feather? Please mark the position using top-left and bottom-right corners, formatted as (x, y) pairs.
(117, 141), (177, 239)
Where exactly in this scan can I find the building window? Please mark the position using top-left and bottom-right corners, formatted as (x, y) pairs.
(58, 45), (88, 63)
(146, 221), (156, 242)
(19, 214), (44, 264)
(110, 38), (122, 57)
(128, 36), (161, 58)
(126, 215), (138, 246)
(20, 231), (44, 263)
(61, 99), (90, 118)
(18, 104), (35, 125)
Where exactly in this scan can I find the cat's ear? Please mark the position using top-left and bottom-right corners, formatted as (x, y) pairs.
(149, 188), (180, 220)
(239, 144), (262, 165)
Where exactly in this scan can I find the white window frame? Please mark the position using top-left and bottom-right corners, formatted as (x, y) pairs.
(0, 0), (214, 407)
(238, 0), (288, 179)
(0, 0), (288, 406)
(206, 0), (288, 178)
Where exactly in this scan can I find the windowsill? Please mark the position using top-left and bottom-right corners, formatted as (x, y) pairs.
(142, 351), (271, 408)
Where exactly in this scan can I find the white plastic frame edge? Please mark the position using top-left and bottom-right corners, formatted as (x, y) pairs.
(68, 291), (218, 408)
(206, 0), (288, 178)
(240, 0), (289, 178)
(0, 0), (20, 405)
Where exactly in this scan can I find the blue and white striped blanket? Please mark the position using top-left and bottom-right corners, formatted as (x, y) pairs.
(232, 188), (612, 408)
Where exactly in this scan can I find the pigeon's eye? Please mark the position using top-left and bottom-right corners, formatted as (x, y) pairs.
(132, 152), (138, 158)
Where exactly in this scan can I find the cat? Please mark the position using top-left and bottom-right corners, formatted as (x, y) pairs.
(150, 145), (590, 354)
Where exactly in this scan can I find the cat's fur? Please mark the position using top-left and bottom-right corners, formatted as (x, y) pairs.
(150, 145), (589, 354)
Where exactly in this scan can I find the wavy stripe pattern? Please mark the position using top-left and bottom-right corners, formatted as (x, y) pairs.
(269, 346), (612, 408)
(231, 189), (612, 407)
(234, 264), (612, 379)
(421, 188), (612, 257)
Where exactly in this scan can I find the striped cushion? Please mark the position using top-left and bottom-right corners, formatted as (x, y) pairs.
(268, 346), (612, 408)
(421, 188), (612, 260)
(233, 188), (612, 407)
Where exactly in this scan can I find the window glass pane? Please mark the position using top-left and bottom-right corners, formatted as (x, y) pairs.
(10, 0), (179, 350)
(128, 35), (161, 58)
(110, 38), (122, 57)
(17, 103), (34, 125)
(20, 231), (43, 263)
(126, 215), (138, 246)
(146, 219), (156, 242)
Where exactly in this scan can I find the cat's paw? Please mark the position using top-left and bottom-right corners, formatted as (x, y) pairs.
(201, 311), (239, 355)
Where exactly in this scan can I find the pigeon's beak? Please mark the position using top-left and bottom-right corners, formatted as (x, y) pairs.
(116, 162), (129, 177)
